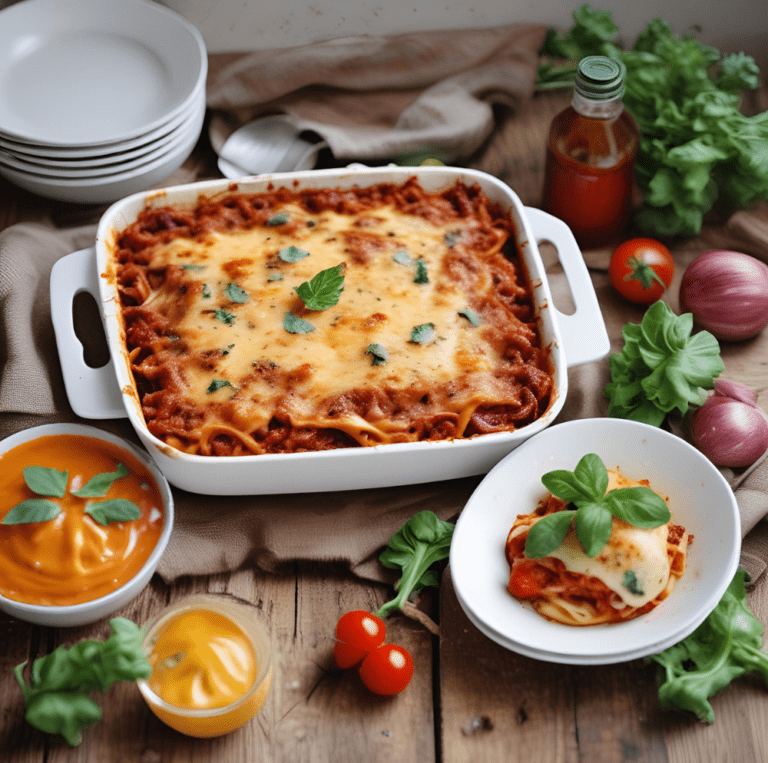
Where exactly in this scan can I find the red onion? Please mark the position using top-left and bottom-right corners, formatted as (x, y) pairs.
(679, 250), (768, 341)
(691, 380), (768, 467)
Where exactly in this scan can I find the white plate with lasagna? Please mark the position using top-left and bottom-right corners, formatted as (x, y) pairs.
(50, 165), (610, 495)
(450, 417), (741, 665)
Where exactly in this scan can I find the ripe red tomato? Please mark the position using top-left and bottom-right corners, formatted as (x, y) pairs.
(358, 643), (414, 696)
(333, 610), (386, 669)
(609, 238), (675, 304)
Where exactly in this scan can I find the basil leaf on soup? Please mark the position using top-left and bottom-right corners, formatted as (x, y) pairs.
(2, 499), (61, 525)
(23, 466), (68, 498)
(73, 463), (130, 498)
(85, 499), (141, 527)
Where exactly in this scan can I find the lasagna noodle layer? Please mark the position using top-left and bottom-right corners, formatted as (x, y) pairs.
(505, 470), (690, 626)
(114, 178), (553, 456)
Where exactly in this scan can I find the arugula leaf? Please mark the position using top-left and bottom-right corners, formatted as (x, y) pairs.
(283, 311), (315, 334)
(604, 301), (724, 424)
(2, 499), (61, 525)
(294, 264), (345, 310)
(224, 283), (249, 303)
(374, 510), (454, 619)
(23, 466), (67, 497)
(85, 499), (141, 527)
(14, 618), (151, 746)
(526, 453), (669, 558)
(648, 569), (768, 723)
(72, 463), (129, 498)
(365, 343), (389, 366)
(279, 245), (310, 263)
(410, 323), (435, 344)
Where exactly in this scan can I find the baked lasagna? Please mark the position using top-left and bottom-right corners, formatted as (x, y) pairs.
(112, 177), (553, 457)
(505, 470), (690, 625)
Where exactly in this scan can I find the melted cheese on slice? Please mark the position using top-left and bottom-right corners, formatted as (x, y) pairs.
(546, 470), (672, 608)
(143, 201), (517, 431)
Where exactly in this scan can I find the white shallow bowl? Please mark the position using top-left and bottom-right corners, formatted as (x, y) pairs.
(450, 417), (741, 665)
(0, 423), (174, 627)
(0, 0), (206, 146)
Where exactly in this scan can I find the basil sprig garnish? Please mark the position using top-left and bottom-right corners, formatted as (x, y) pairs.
(294, 264), (345, 310)
(2, 462), (142, 527)
(524, 453), (671, 559)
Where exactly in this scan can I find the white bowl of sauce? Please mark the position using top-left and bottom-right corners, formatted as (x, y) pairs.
(0, 423), (173, 626)
(137, 594), (273, 737)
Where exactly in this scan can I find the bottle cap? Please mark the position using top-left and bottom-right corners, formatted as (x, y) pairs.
(575, 56), (625, 101)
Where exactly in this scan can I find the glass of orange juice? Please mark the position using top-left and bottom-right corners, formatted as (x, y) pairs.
(137, 593), (273, 737)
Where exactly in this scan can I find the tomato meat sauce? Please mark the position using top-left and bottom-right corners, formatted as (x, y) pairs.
(0, 434), (165, 606)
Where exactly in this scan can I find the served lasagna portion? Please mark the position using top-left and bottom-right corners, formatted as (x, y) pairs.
(112, 177), (553, 456)
(505, 470), (691, 626)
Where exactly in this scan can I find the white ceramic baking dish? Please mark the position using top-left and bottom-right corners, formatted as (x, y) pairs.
(50, 165), (610, 494)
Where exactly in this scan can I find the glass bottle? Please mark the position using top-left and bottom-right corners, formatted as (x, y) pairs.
(543, 55), (640, 248)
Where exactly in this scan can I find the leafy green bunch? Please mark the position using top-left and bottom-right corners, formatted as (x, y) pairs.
(14, 618), (151, 746)
(649, 569), (768, 722)
(604, 301), (724, 426)
(538, 5), (767, 236)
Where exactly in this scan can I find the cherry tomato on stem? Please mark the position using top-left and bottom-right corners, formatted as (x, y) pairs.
(333, 610), (386, 669)
(609, 238), (675, 304)
(358, 643), (414, 696)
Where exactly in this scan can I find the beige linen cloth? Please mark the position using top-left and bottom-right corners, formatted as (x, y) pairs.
(1, 26), (768, 590)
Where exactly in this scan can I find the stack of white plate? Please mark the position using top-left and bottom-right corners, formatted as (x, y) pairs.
(0, 0), (207, 205)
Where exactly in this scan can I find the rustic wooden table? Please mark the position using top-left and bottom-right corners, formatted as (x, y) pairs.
(2, 89), (768, 762)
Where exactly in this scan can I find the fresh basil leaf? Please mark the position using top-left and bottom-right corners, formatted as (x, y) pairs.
(541, 469), (591, 503)
(207, 378), (234, 393)
(213, 309), (236, 325)
(283, 311), (315, 334)
(224, 283), (249, 303)
(393, 250), (412, 266)
(279, 245), (309, 263)
(524, 510), (575, 558)
(572, 453), (609, 503)
(2, 499), (61, 525)
(85, 499), (141, 526)
(294, 264), (345, 310)
(267, 211), (289, 226)
(366, 343), (389, 365)
(23, 466), (67, 497)
(410, 323), (435, 344)
(414, 258), (429, 284)
(623, 570), (644, 596)
(24, 691), (102, 747)
(458, 308), (481, 326)
(73, 463), (129, 498)
(605, 486), (671, 527)
(574, 502), (613, 557)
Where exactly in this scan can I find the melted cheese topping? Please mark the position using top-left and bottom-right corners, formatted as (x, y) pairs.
(546, 470), (671, 608)
(144, 203), (510, 429)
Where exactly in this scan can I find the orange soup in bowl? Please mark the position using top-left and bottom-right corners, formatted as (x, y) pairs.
(0, 433), (166, 606)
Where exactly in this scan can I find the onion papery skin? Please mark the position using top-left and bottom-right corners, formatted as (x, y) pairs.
(679, 250), (768, 341)
(691, 395), (768, 467)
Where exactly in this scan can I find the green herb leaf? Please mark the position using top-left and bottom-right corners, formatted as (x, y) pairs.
(458, 308), (482, 326)
(648, 569), (768, 723)
(524, 510), (575, 559)
(294, 264), (345, 310)
(414, 258), (429, 284)
(267, 211), (289, 226)
(605, 486), (671, 527)
(25, 691), (102, 747)
(181, 264), (206, 271)
(623, 570), (644, 596)
(283, 311), (315, 334)
(2, 499), (61, 525)
(85, 499), (141, 526)
(202, 283), (211, 299)
(23, 466), (67, 497)
(72, 463), (129, 498)
(224, 283), (249, 303)
(279, 245), (309, 263)
(374, 511), (454, 618)
(410, 323), (435, 344)
(267, 273), (284, 282)
(207, 378), (234, 393)
(365, 343), (389, 365)
(574, 502), (613, 557)
(393, 250), (412, 266)
(213, 309), (236, 325)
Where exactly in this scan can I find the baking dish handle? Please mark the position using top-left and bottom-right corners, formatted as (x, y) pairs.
(50, 247), (127, 419)
(524, 207), (611, 368)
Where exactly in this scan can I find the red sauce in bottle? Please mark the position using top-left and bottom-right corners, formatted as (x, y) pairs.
(543, 57), (640, 249)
